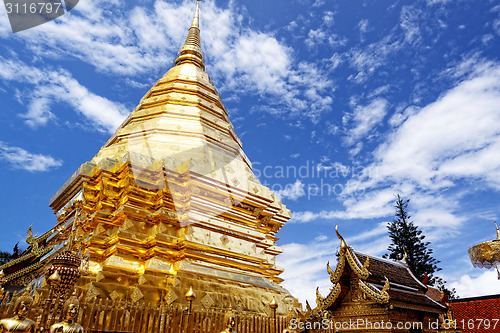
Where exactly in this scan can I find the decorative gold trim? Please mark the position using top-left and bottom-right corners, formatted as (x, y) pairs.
(358, 278), (390, 304)
(345, 245), (369, 279)
(335, 225), (369, 279)
(327, 250), (345, 284)
(315, 287), (324, 307)
(323, 283), (341, 308)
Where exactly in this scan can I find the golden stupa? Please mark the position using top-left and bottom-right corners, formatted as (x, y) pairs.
(1, 0), (297, 317)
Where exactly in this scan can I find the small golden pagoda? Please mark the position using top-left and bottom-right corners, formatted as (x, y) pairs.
(1, 0), (297, 317)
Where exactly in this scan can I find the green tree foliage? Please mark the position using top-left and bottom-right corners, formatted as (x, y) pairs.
(383, 195), (440, 282)
(0, 251), (13, 265)
(0, 243), (24, 265)
(383, 194), (457, 299)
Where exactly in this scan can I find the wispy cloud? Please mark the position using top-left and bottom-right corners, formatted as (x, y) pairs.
(343, 98), (388, 147)
(291, 58), (500, 248)
(0, 57), (128, 132)
(400, 6), (422, 44)
(1, 0), (334, 122)
(276, 180), (306, 201)
(359, 60), (500, 191)
(0, 141), (62, 172)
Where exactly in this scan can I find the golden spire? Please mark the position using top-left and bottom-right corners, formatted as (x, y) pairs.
(175, 0), (205, 70)
(496, 221), (500, 240)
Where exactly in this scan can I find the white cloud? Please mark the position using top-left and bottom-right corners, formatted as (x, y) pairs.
(493, 5), (500, 35)
(349, 34), (402, 82)
(0, 57), (128, 132)
(290, 186), (399, 224)
(2, 0), (333, 121)
(214, 29), (333, 120)
(344, 98), (388, 146)
(400, 6), (422, 44)
(278, 239), (339, 306)
(323, 11), (334, 26)
(0, 141), (62, 172)
(305, 29), (327, 48)
(312, 0), (325, 7)
(362, 61), (500, 190)
(293, 59), (500, 248)
(358, 19), (369, 42)
(0, 5), (10, 37)
(359, 19), (369, 34)
(450, 270), (500, 298)
(276, 180), (306, 201)
(388, 105), (420, 127)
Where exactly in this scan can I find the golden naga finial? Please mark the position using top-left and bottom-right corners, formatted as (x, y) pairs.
(495, 221), (500, 240)
(335, 225), (348, 250)
(315, 287), (323, 307)
(403, 248), (408, 262)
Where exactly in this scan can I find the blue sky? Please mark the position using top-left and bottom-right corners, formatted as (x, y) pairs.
(1, 0), (500, 305)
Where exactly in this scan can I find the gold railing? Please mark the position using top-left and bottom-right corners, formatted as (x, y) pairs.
(0, 291), (294, 333)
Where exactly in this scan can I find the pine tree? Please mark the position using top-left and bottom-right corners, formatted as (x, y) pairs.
(383, 195), (458, 299)
(382, 194), (441, 283)
(0, 251), (12, 265)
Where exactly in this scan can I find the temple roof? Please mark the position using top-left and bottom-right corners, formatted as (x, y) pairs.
(387, 287), (446, 309)
(307, 226), (446, 319)
(354, 251), (427, 291)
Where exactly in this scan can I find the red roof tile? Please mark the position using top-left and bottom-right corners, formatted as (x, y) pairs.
(450, 295), (500, 333)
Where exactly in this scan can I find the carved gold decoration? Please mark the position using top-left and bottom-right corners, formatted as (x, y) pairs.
(322, 283), (341, 308)
(131, 286), (144, 303)
(138, 275), (147, 285)
(315, 288), (323, 307)
(200, 293), (214, 309)
(109, 290), (120, 301)
(358, 277), (390, 304)
(85, 283), (99, 301)
(47, 251), (82, 295)
(166, 289), (177, 305)
(95, 272), (104, 282)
